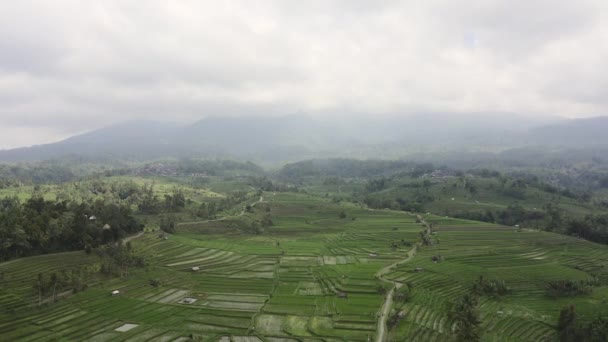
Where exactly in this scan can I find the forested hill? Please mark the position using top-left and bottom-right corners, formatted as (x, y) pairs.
(529, 116), (608, 146)
(3, 115), (607, 163)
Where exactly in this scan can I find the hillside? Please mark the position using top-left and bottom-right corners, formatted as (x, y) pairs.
(5, 115), (606, 163)
(528, 116), (608, 146)
(1, 188), (608, 341)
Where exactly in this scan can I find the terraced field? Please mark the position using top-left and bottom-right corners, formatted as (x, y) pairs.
(1, 192), (608, 341)
(385, 219), (608, 341)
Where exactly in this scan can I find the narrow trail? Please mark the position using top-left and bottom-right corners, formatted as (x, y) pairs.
(374, 245), (418, 342)
(237, 195), (265, 216)
(374, 212), (428, 342)
(178, 193), (272, 226)
(122, 231), (144, 245)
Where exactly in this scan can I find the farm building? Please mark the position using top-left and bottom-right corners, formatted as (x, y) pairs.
(111, 290), (120, 296)
(191, 266), (200, 272)
(336, 292), (348, 299)
(103, 224), (111, 230)
(415, 267), (424, 272)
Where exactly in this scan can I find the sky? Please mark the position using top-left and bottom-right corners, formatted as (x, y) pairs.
(1, 0), (607, 149)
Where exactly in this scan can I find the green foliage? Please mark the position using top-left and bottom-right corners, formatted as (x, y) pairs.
(449, 293), (481, 342)
(149, 279), (161, 287)
(260, 213), (273, 227)
(0, 163), (76, 184)
(278, 159), (418, 182)
(566, 214), (608, 244)
(32, 266), (93, 305)
(0, 196), (141, 260)
(96, 244), (145, 278)
(545, 280), (592, 298)
(558, 305), (578, 342)
(393, 287), (411, 303)
(159, 215), (177, 234)
(163, 188), (186, 211)
(581, 315), (608, 341)
(557, 305), (608, 342)
(471, 276), (510, 298)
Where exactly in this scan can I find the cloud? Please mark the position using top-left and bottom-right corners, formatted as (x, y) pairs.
(0, 0), (607, 148)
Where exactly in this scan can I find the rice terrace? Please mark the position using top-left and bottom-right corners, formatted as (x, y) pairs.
(4, 3), (608, 340)
(2, 169), (608, 341)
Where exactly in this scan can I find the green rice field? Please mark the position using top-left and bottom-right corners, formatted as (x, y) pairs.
(2, 191), (608, 341)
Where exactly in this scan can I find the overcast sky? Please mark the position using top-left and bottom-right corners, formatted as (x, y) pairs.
(1, 0), (607, 149)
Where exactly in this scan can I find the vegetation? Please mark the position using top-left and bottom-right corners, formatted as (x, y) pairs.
(471, 276), (510, 298)
(0, 196), (141, 260)
(450, 293), (482, 341)
(557, 305), (608, 341)
(545, 280), (593, 298)
(1, 157), (608, 340)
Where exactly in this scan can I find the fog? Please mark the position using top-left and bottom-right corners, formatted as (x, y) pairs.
(1, 1), (608, 149)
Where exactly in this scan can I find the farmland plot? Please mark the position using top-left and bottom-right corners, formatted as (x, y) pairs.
(1, 192), (608, 341)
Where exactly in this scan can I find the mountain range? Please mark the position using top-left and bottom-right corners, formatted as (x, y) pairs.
(1, 115), (607, 163)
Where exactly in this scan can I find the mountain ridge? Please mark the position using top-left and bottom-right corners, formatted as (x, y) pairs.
(0, 115), (605, 163)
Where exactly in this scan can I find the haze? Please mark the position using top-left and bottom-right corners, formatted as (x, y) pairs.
(1, 0), (608, 149)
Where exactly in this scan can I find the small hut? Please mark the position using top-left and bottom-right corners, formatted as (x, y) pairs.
(179, 297), (197, 304)
(111, 290), (120, 296)
(191, 266), (200, 272)
(336, 292), (348, 299)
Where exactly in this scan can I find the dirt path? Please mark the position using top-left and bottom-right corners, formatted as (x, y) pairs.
(122, 231), (144, 245)
(375, 245), (417, 342)
(179, 194), (270, 226)
(374, 212), (424, 342)
(237, 196), (265, 216)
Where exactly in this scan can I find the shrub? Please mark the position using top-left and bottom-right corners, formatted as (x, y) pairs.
(472, 276), (510, 298)
(545, 280), (592, 298)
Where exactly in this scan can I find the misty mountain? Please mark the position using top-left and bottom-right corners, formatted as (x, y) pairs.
(528, 116), (608, 146)
(0, 115), (605, 163)
(0, 121), (181, 162)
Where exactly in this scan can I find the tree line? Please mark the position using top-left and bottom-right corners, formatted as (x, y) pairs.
(0, 196), (142, 260)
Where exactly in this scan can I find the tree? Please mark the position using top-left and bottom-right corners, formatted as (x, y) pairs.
(558, 305), (578, 342)
(544, 203), (563, 232)
(393, 287), (410, 303)
(34, 273), (46, 306)
(138, 183), (161, 214)
(339, 210), (347, 219)
(450, 293), (481, 342)
(50, 272), (58, 302)
(261, 213), (273, 227)
(422, 179), (432, 192)
(160, 215), (177, 234)
(196, 202), (209, 218)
